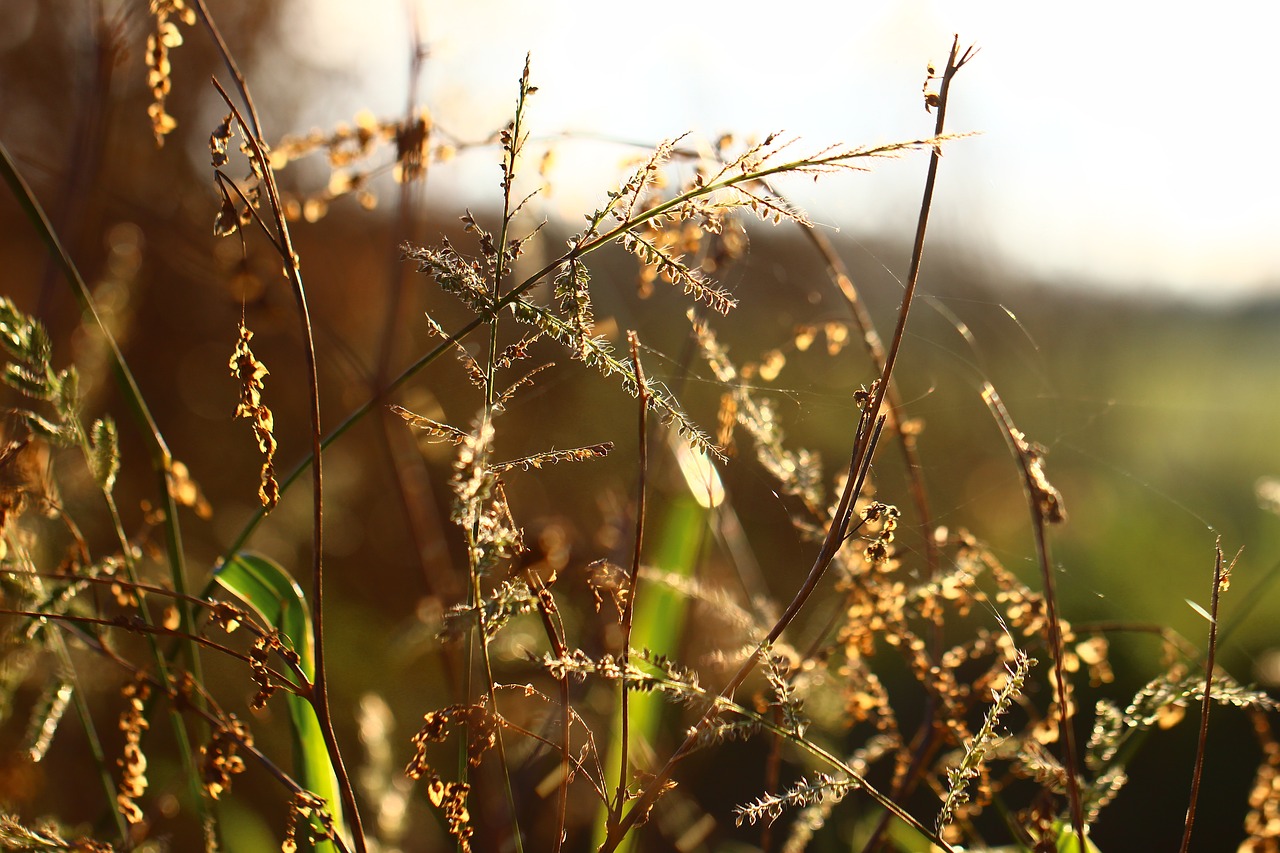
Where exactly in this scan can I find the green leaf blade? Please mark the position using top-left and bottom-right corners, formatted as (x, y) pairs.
(214, 553), (341, 850)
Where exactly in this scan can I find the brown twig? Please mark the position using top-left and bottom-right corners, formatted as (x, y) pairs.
(980, 382), (1084, 850)
(528, 572), (571, 853)
(196, 3), (368, 840)
(781, 199), (940, 581)
(361, 16), (464, 709)
(1179, 542), (1235, 853)
(787, 224), (948, 833)
(854, 33), (978, 853)
(613, 331), (651, 828)
(212, 169), (286, 254)
(0, 606), (309, 696)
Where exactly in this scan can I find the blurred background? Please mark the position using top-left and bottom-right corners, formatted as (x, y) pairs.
(0, 1), (1277, 851)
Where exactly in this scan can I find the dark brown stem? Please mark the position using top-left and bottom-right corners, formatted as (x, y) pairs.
(1032, 534), (1075, 820)
(839, 39), (976, 851)
(1179, 543), (1231, 853)
(195, 5), (367, 842)
(370, 26), (459, 617)
(193, 1), (265, 141)
(613, 332), (650, 828)
(788, 213), (940, 581)
(528, 573), (571, 853)
(802, 223), (943, 853)
(0, 607), (308, 695)
(980, 383), (1084, 850)
(462, 57), (534, 853)
(213, 170), (286, 253)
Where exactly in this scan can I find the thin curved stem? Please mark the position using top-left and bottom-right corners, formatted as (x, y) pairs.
(981, 383), (1084, 851)
(1179, 544), (1231, 853)
(612, 333), (650, 826)
(195, 5), (367, 842)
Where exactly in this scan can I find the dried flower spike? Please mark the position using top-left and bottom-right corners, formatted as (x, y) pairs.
(116, 676), (152, 825)
(229, 322), (279, 509)
(199, 716), (251, 799)
(145, 1), (195, 145)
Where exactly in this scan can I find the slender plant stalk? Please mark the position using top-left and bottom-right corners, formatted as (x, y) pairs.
(194, 2), (367, 841)
(864, 35), (976, 486)
(528, 571), (571, 853)
(1179, 543), (1230, 853)
(837, 36), (977, 853)
(192, 0), (264, 139)
(855, 41), (972, 850)
(464, 558), (523, 851)
(370, 24), (461, 634)
(789, 129), (947, 853)
(460, 55), (537, 853)
(0, 604), (313, 694)
(614, 332), (651, 824)
(980, 383), (1085, 850)
(788, 218), (940, 580)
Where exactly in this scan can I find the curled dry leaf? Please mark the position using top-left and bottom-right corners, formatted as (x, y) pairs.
(210, 112), (233, 168)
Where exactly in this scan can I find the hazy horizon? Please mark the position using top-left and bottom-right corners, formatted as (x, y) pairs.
(266, 0), (1280, 300)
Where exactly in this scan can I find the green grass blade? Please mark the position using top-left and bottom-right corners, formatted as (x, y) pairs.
(625, 494), (704, 749)
(215, 553), (343, 850)
(593, 494), (704, 850)
(1054, 821), (1102, 853)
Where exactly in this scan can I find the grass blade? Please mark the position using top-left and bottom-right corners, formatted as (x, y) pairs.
(215, 553), (344, 851)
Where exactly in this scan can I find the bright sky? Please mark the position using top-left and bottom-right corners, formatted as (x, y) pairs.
(280, 0), (1280, 298)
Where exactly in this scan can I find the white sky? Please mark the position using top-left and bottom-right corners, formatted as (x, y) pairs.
(281, 0), (1280, 298)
